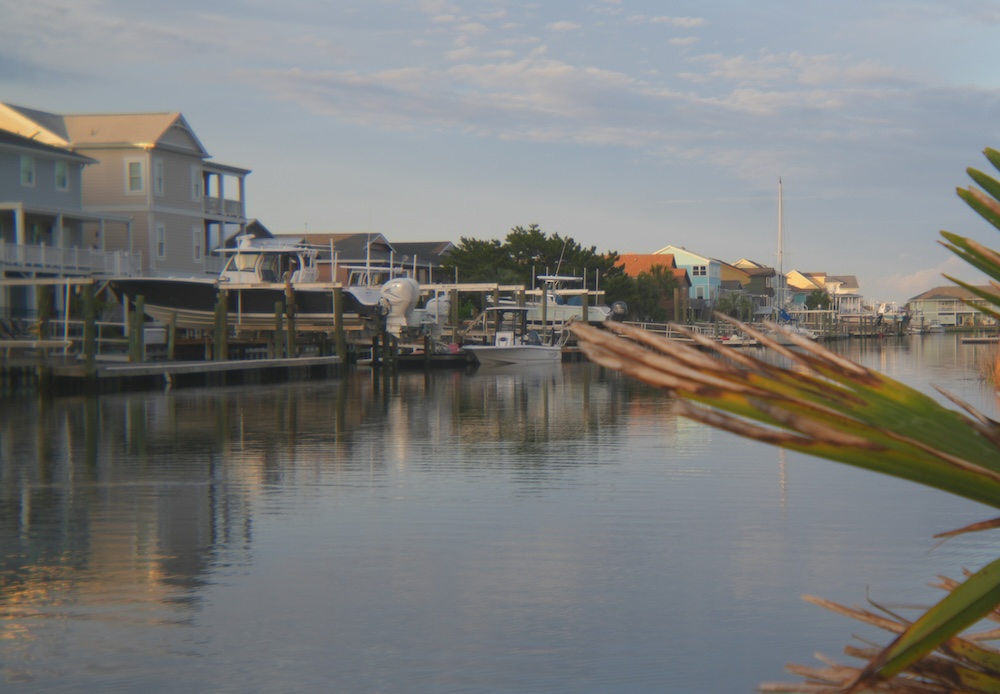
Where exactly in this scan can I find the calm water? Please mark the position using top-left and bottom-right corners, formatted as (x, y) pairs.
(1, 334), (997, 693)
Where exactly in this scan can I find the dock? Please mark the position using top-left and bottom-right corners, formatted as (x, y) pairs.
(37, 355), (343, 395)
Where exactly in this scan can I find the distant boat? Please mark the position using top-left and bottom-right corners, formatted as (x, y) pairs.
(927, 321), (946, 333)
(463, 306), (564, 367)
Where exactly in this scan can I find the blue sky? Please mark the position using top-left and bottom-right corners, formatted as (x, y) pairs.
(2, 0), (999, 303)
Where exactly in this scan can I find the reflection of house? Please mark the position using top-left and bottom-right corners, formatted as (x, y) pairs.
(906, 285), (998, 327)
(615, 253), (691, 321)
(654, 245), (720, 318)
(0, 103), (250, 278)
(0, 129), (134, 317)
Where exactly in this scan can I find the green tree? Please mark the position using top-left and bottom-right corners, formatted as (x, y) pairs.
(714, 292), (753, 320)
(804, 288), (832, 310)
(570, 150), (1000, 692)
(439, 236), (515, 284)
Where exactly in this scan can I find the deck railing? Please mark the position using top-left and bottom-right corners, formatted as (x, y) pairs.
(0, 241), (142, 277)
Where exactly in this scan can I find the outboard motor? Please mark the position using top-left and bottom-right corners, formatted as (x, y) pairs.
(380, 277), (420, 335)
(610, 301), (628, 321)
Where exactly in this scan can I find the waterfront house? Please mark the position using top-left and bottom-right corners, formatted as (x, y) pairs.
(906, 285), (998, 328)
(296, 233), (452, 285)
(653, 245), (721, 318)
(615, 253), (691, 321)
(0, 128), (134, 318)
(0, 103), (250, 278)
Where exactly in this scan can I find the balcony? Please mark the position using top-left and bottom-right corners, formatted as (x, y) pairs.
(203, 196), (245, 219)
(0, 241), (142, 277)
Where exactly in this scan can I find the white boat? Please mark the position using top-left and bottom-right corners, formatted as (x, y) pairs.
(109, 235), (437, 334)
(927, 321), (946, 333)
(463, 306), (564, 367)
(720, 333), (759, 347)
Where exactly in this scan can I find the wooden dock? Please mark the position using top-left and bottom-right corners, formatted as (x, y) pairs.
(45, 355), (342, 395)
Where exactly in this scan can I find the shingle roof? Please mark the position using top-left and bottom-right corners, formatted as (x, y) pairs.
(0, 129), (94, 163)
(907, 285), (994, 302)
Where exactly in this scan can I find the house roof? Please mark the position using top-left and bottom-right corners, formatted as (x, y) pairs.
(615, 254), (690, 286)
(0, 103), (213, 158)
(64, 112), (210, 156)
(733, 258), (767, 269)
(0, 103), (71, 143)
(616, 253), (676, 275)
(826, 275), (859, 290)
(0, 129), (94, 164)
(653, 245), (712, 264)
(907, 285), (995, 302)
(391, 241), (454, 262)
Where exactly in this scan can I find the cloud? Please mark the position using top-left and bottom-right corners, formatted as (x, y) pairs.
(548, 21), (581, 32)
(877, 255), (986, 301)
(626, 15), (706, 28)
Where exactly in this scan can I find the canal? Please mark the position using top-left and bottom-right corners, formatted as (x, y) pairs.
(0, 334), (997, 692)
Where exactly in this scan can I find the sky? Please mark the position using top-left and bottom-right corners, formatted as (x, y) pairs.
(2, 0), (999, 304)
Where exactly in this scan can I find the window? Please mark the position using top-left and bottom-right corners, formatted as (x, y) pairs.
(692, 265), (706, 277)
(20, 156), (35, 186)
(191, 166), (203, 200)
(156, 223), (166, 260)
(695, 286), (706, 299)
(193, 226), (203, 262)
(127, 160), (144, 193)
(54, 161), (69, 191)
(153, 159), (165, 196)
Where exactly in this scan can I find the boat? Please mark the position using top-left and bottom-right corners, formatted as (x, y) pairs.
(462, 306), (565, 367)
(927, 321), (946, 333)
(109, 235), (397, 332)
(720, 333), (759, 347)
(522, 275), (622, 329)
(765, 179), (819, 346)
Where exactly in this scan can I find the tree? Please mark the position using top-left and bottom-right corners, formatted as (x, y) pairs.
(804, 288), (832, 310)
(570, 150), (1000, 692)
(443, 224), (628, 304)
(439, 236), (515, 284)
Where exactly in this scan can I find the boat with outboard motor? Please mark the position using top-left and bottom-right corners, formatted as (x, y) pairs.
(462, 306), (565, 367)
(109, 236), (447, 336)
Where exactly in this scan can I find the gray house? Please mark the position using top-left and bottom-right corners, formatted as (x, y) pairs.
(0, 128), (134, 318)
(0, 103), (250, 278)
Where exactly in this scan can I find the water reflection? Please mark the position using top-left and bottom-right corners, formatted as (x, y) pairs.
(0, 336), (995, 692)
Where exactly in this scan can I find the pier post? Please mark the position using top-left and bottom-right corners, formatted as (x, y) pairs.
(167, 313), (176, 361)
(449, 288), (459, 344)
(214, 293), (228, 361)
(129, 295), (145, 362)
(581, 291), (589, 323)
(285, 280), (297, 358)
(273, 302), (284, 358)
(82, 282), (96, 377)
(333, 288), (347, 362)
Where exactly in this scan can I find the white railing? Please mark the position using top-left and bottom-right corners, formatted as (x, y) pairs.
(0, 241), (142, 277)
(203, 197), (245, 218)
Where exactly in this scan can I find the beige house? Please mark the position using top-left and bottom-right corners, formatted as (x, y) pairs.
(906, 285), (998, 327)
(0, 103), (250, 277)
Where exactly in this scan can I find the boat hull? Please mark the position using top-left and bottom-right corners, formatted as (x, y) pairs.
(109, 278), (375, 331)
(463, 344), (563, 367)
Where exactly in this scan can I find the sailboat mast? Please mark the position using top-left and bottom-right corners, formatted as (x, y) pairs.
(776, 178), (784, 307)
